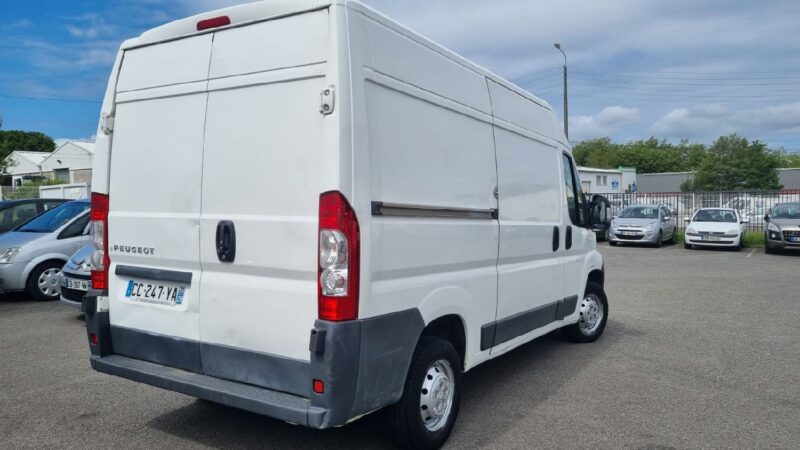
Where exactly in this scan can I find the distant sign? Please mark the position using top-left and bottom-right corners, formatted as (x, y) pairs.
(611, 180), (620, 190)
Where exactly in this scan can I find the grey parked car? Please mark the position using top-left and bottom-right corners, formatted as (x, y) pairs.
(764, 202), (800, 254)
(0, 200), (90, 300)
(60, 244), (93, 308)
(608, 204), (677, 247)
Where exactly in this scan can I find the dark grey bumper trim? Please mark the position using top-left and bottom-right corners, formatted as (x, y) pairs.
(115, 265), (192, 284)
(91, 354), (324, 427)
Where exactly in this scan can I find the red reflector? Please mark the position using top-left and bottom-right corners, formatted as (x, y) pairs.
(197, 16), (231, 31)
(91, 270), (108, 290)
(313, 379), (324, 394)
(89, 334), (98, 345)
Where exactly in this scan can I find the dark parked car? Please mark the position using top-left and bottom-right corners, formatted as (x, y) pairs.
(0, 198), (69, 234)
(764, 202), (800, 254)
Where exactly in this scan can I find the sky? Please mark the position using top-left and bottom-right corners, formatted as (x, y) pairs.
(1, 0), (799, 151)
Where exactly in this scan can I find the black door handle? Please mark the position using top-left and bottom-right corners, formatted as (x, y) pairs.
(216, 220), (236, 263)
(566, 225), (573, 250)
(552, 226), (560, 252)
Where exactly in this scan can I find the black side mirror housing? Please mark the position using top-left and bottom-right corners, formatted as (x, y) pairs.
(764, 214), (770, 222)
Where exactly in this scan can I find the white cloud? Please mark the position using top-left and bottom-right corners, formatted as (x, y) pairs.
(65, 13), (114, 39)
(571, 106), (640, 139)
(1, 19), (32, 32)
(652, 101), (800, 138)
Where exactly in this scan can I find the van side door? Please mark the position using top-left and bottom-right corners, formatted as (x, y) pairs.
(489, 131), (564, 353)
(560, 153), (594, 312)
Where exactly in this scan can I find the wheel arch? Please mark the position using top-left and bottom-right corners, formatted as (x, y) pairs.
(20, 253), (69, 287)
(420, 314), (467, 370)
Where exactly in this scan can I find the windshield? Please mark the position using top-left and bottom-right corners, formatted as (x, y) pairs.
(693, 209), (737, 223)
(17, 202), (89, 233)
(618, 207), (659, 219)
(772, 205), (800, 219)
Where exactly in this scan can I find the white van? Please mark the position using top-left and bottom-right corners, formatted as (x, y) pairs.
(83, 1), (611, 447)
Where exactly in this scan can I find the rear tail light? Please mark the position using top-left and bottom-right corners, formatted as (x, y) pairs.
(90, 193), (110, 290)
(318, 191), (360, 321)
(197, 16), (231, 31)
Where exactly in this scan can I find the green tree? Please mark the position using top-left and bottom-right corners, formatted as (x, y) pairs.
(776, 151), (800, 168)
(691, 134), (781, 191)
(0, 130), (55, 156)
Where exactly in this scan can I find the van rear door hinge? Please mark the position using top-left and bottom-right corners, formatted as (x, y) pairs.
(319, 86), (335, 115)
(101, 113), (115, 135)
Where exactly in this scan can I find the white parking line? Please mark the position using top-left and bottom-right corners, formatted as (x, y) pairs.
(746, 248), (756, 258)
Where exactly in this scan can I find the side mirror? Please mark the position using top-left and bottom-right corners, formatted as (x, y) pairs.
(588, 195), (610, 231)
(741, 218), (750, 224)
(764, 214), (770, 222)
(683, 217), (691, 222)
(663, 216), (671, 222)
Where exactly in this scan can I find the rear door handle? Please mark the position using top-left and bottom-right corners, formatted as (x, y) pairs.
(216, 220), (236, 263)
(552, 226), (560, 252)
(566, 225), (573, 250)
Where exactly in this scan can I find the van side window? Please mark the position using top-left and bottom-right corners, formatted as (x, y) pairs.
(561, 154), (585, 226)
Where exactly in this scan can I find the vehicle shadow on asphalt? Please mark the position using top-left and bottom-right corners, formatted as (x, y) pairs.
(146, 320), (626, 449)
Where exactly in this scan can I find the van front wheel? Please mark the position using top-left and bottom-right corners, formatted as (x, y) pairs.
(386, 336), (461, 449)
(562, 281), (608, 343)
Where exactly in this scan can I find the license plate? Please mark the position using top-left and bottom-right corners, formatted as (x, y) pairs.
(702, 235), (720, 241)
(64, 277), (89, 291)
(790, 237), (800, 242)
(124, 280), (187, 307)
(622, 231), (638, 236)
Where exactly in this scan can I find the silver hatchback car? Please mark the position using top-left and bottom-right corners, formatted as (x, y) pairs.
(608, 204), (678, 247)
(0, 200), (90, 300)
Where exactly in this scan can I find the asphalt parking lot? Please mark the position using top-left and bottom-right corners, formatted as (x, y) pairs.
(1, 245), (798, 449)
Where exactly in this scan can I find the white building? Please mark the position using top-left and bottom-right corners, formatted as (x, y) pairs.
(578, 166), (622, 194)
(4, 141), (94, 186)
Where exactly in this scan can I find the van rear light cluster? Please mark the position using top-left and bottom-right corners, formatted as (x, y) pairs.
(318, 191), (360, 321)
(90, 193), (110, 290)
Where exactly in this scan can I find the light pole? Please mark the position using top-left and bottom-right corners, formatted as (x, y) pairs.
(554, 43), (568, 140)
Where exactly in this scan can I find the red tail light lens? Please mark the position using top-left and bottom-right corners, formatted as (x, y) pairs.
(90, 193), (110, 290)
(318, 191), (360, 321)
(197, 16), (231, 31)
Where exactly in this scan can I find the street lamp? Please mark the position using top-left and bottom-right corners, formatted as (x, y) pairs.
(554, 43), (568, 139)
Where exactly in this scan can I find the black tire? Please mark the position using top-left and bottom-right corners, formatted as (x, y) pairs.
(387, 336), (462, 449)
(26, 260), (64, 301)
(655, 231), (663, 248)
(684, 242), (692, 250)
(562, 281), (608, 343)
(765, 241), (776, 255)
(609, 240), (618, 247)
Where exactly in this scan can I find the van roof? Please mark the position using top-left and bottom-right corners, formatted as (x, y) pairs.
(123, 0), (554, 116)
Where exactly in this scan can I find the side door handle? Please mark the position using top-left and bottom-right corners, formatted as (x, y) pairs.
(552, 226), (560, 252)
(565, 225), (573, 250)
(216, 220), (236, 263)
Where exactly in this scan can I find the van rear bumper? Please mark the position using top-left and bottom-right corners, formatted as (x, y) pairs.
(85, 295), (425, 428)
(91, 354), (326, 427)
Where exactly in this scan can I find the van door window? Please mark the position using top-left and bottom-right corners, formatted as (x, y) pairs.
(561, 154), (585, 226)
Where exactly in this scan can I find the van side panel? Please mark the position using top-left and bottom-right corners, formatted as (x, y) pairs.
(358, 16), (499, 369)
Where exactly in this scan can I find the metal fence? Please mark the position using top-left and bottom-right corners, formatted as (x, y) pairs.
(603, 190), (800, 232)
(1, 183), (90, 201)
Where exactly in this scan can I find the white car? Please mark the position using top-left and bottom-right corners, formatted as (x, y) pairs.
(684, 208), (748, 251)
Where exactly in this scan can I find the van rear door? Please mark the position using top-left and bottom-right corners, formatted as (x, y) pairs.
(107, 35), (212, 369)
(197, 10), (329, 393)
